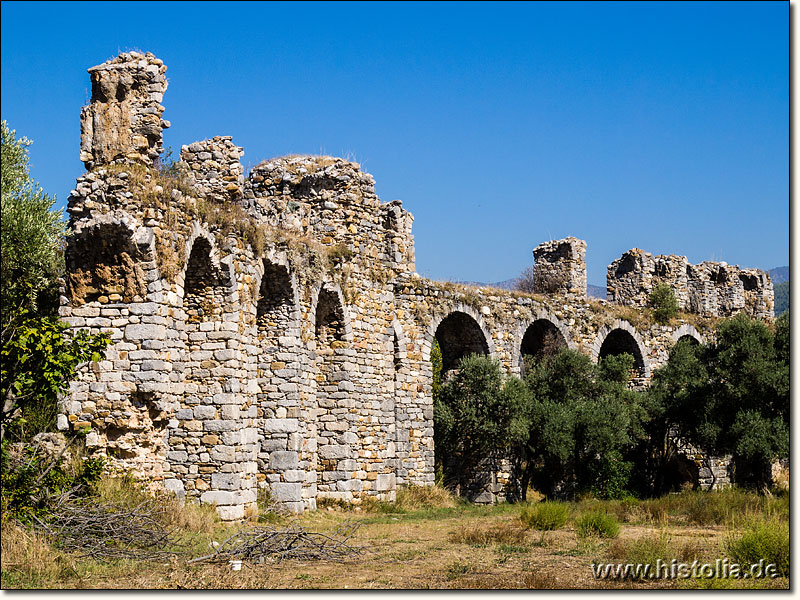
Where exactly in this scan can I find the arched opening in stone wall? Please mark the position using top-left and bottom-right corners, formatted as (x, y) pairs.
(614, 253), (637, 276)
(739, 273), (759, 291)
(677, 335), (700, 346)
(598, 328), (646, 379)
(314, 286), (353, 498)
(257, 261), (294, 322)
(66, 223), (146, 305)
(519, 319), (567, 371)
(175, 236), (229, 500)
(315, 288), (345, 342)
(391, 329), (408, 487)
(434, 311), (490, 375)
(432, 310), (495, 500)
(183, 237), (224, 323)
(255, 260), (300, 485)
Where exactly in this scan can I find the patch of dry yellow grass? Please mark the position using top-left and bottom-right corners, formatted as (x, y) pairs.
(394, 484), (457, 510)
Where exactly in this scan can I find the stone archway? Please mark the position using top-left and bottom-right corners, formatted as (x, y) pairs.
(427, 307), (498, 500)
(254, 258), (302, 505)
(433, 310), (492, 375)
(518, 317), (569, 374)
(312, 283), (355, 499)
(671, 324), (705, 346)
(175, 233), (234, 501)
(592, 320), (650, 383)
(65, 217), (148, 305)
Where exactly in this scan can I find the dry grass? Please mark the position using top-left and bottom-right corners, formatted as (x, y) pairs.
(0, 488), (789, 590)
(92, 475), (223, 537)
(0, 521), (72, 588)
(449, 520), (527, 547)
(394, 484), (457, 511)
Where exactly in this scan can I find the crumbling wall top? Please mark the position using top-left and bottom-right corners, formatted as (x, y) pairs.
(607, 248), (773, 320)
(180, 137), (244, 202)
(532, 237), (587, 298)
(80, 51), (169, 169)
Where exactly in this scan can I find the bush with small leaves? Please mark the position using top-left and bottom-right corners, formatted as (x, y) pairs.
(520, 501), (570, 531)
(726, 519), (789, 577)
(575, 510), (620, 538)
(649, 283), (679, 324)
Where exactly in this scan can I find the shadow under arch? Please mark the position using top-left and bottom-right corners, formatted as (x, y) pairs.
(513, 312), (574, 375)
(671, 324), (705, 346)
(591, 319), (650, 380)
(65, 212), (153, 305)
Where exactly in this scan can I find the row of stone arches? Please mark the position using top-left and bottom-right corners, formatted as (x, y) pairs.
(423, 310), (705, 383)
(179, 233), (357, 499)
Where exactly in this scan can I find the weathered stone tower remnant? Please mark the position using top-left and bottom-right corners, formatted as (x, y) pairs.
(80, 52), (169, 169)
(607, 249), (774, 320)
(532, 237), (587, 298)
(59, 52), (773, 518)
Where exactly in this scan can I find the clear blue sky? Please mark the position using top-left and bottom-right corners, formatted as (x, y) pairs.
(1, 1), (788, 286)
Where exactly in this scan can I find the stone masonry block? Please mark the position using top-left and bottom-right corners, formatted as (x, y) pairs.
(124, 324), (165, 341)
(269, 451), (299, 471)
(211, 472), (241, 490)
(200, 490), (238, 505)
(271, 482), (302, 502)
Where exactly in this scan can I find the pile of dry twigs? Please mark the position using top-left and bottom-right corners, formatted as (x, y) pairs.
(31, 498), (183, 561)
(189, 520), (363, 565)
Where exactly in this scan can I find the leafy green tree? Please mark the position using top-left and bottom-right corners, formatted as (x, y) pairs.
(649, 283), (679, 324)
(647, 313), (789, 488)
(1, 122), (110, 442)
(638, 337), (709, 495)
(522, 350), (645, 499)
(773, 280), (789, 316)
(1, 121), (65, 322)
(774, 309), (789, 366)
(430, 338), (443, 402)
(434, 354), (531, 494)
(1, 312), (110, 441)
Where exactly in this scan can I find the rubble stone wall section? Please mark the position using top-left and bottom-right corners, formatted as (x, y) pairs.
(80, 52), (170, 170)
(59, 52), (774, 519)
(607, 249), (773, 320)
(533, 237), (587, 298)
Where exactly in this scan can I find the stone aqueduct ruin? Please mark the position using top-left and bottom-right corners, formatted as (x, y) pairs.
(58, 52), (774, 519)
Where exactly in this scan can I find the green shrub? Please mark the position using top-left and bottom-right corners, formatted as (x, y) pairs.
(0, 440), (105, 524)
(575, 510), (620, 538)
(588, 452), (633, 500)
(726, 519), (789, 577)
(649, 284), (679, 324)
(520, 501), (570, 531)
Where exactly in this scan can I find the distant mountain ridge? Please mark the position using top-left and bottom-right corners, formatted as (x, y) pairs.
(768, 266), (789, 284)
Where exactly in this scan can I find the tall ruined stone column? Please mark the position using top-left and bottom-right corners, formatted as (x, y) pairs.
(80, 51), (170, 169)
(532, 237), (587, 298)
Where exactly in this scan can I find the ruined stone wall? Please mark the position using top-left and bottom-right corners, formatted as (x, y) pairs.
(60, 52), (772, 518)
(80, 52), (169, 169)
(607, 249), (774, 320)
(532, 237), (587, 298)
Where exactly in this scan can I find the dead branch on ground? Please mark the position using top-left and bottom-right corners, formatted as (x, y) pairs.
(189, 519), (362, 565)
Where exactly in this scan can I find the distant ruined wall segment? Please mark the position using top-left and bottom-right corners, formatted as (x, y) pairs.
(532, 237), (587, 298)
(181, 137), (245, 202)
(607, 248), (773, 320)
